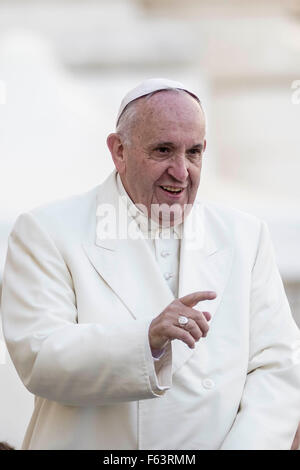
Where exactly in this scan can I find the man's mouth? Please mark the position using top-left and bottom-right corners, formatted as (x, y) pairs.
(160, 185), (184, 194)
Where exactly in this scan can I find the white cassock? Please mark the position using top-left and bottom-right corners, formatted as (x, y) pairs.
(1, 170), (300, 450)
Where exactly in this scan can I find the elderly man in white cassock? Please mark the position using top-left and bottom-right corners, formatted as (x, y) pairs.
(1, 78), (300, 450)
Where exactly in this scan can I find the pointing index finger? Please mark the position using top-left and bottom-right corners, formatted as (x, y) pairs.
(179, 291), (217, 308)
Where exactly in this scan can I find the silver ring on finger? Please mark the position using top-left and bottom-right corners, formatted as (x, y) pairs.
(178, 315), (189, 328)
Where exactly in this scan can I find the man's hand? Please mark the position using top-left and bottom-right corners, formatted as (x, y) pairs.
(149, 291), (217, 354)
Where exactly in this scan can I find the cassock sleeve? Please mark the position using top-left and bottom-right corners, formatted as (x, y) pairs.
(220, 221), (300, 450)
(1, 212), (172, 406)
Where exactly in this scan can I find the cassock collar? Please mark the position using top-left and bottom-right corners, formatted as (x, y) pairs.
(116, 172), (182, 240)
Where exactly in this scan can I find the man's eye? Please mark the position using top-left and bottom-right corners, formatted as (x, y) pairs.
(188, 148), (201, 155)
(156, 147), (170, 153)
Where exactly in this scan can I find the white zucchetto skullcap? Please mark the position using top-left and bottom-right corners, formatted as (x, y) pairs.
(116, 77), (200, 125)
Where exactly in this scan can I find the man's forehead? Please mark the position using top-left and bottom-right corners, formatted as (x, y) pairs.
(136, 106), (206, 146)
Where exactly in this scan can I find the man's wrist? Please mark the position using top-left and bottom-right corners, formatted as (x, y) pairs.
(151, 342), (170, 361)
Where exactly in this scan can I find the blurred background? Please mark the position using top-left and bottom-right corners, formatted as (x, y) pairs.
(0, 0), (300, 449)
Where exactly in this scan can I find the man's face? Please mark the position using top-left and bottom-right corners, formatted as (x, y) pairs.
(111, 90), (206, 224)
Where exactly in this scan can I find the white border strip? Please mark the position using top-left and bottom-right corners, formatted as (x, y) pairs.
(0, 80), (6, 105)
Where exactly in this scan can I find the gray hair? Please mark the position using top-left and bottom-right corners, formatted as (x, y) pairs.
(116, 88), (203, 146)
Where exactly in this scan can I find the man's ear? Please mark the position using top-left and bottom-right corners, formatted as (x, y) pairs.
(107, 133), (126, 173)
(203, 139), (207, 153)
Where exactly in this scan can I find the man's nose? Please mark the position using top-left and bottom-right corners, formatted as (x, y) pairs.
(167, 155), (189, 181)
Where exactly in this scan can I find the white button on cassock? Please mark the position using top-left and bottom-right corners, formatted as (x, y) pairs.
(202, 378), (215, 390)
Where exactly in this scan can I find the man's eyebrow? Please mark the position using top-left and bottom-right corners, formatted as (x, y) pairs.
(151, 142), (204, 149)
(190, 143), (203, 148)
(151, 141), (176, 147)
(188, 143), (204, 151)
